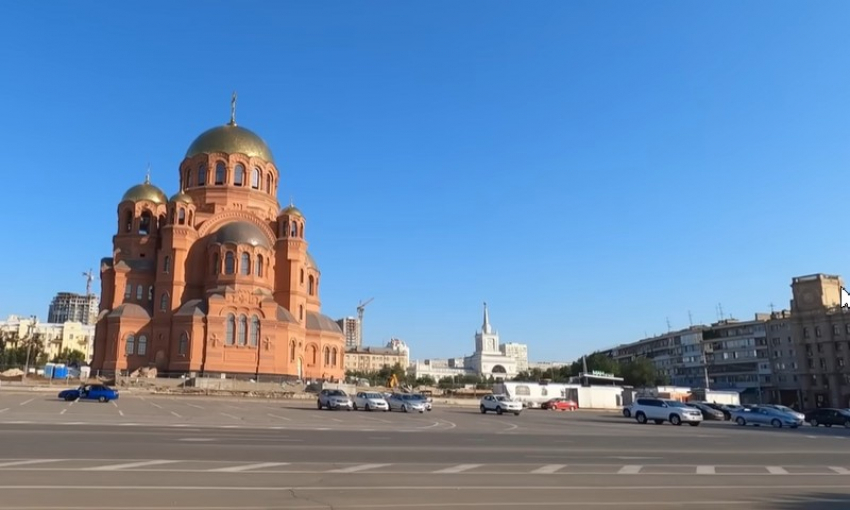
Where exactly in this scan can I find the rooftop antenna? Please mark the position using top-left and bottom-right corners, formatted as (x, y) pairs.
(688, 310), (693, 327)
(666, 317), (672, 332)
(718, 303), (725, 320)
(769, 302), (775, 314)
(229, 91), (238, 126)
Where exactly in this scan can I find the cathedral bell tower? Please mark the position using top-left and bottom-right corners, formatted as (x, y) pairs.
(274, 204), (308, 323)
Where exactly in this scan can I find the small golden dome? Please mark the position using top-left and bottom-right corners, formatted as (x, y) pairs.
(185, 123), (274, 163)
(169, 191), (194, 205)
(122, 183), (167, 205)
(280, 205), (303, 217)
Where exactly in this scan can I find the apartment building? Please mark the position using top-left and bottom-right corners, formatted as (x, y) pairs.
(701, 316), (771, 401)
(336, 317), (361, 349)
(47, 292), (98, 325)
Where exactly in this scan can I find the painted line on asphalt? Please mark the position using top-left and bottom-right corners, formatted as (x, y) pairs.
(179, 438), (214, 442)
(111, 402), (118, 408)
(266, 413), (291, 421)
(618, 465), (642, 474)
(3, 484), (850, 491)
(531, 464), (566, 474)
(0, 409), (8, 414)
(209, 462), (290, 472)
(0, 460), (60, 468)
(149, 402), (163, 409)
(186, 404), (204, 410)
(60, 409), (67, 415)
(220, 413), (240, 420)
(433, 464), (483, 474)
(171, 411), (182, 418)
(118, 411), (124, 417)
(696, 466), (715, 475)
(829, 466), (850, 474)
(766, 466), (788, 475)
(327, 463), (392, 473)
(499, 422), (519, 433)
(19, 399), (34, 406)
(86, 460), (179, 471)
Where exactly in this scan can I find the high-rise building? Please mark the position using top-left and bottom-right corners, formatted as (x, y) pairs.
(48, 292), (98, 325)
(336, 317), (360, 348)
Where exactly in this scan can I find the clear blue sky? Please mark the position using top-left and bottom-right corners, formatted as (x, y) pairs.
(2, 1), (849, 362)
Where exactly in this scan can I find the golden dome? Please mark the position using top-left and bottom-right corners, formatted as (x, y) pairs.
(185, 123), (274, 163)
(122, 183), (167, 204)
(280, 205), (303, 217)
(169, 191), (194, 205)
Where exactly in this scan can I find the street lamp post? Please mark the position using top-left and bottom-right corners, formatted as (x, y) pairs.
(22, 315), (38, 381)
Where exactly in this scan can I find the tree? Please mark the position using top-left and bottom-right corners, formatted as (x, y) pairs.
(619, 357), (659, 387)
(570, 352), (620, 376)
(52, 348), (86, 365)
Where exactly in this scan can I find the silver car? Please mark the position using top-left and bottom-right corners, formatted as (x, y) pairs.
(732, 406), (801, 428)
(386, 393), (426, 413)
(763, 404), (805, 422)
(317, 389), (353, 411)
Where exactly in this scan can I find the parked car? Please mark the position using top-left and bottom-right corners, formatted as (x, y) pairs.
(480, 394), (523, 416)
(631, 397), (703, 426)
(58, 384), (118, 403)
(352, 391), (389, 412)
(408, 393), (432, 411)
(622, 403), (635, 418)
(386, 393), (427, 413)
(688, 402), (724, 421)
(317, 389), (353, 411)
(732, 406), (802, 428)
(541, 398), (578, 411)
(763, 404), (805, 422)
(805, 408), (850, 428)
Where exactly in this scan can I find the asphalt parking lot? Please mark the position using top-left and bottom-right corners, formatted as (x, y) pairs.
(1, 390), (850, 509)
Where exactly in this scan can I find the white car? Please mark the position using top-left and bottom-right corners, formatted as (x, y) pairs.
(631, 397), (703, 426)
(480, 394), (523, 416)
(352, 391), (389, 412)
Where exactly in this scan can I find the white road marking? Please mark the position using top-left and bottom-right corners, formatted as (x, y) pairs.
(209, 462), (290, 472)
(187, 404), (204, 409)
(170, 411), (182, 418)
(19, 398), (34, 406)
(618, 465), (643, 474)
(59, 409), (67, 415)
(118, 410), (125, 417)
(149, 403), (163, 409)
(266, 413), (291, 421)
(829, 466), (850, 474)
(179, 438), (214, 442)
(111, 401), (118, 408)
(696, 466), (715, 475)
(220, 425), (240, 429)
(531, 464), (566, 474)
(87, 460), (179, 471)
(766, 466), (788, 475)
(433, 464), (483, 474)
(0, 459), (60, 468)
(221, 413), (240, 420)
(0, 408), (8, 413)
(331, 418), (344, 423)
(119, 423), (138, 426)
(327, 463), (392, 473)
(500, 422), (519, 433)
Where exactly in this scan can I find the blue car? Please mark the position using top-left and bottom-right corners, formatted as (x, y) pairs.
(58, 384), (119, 403)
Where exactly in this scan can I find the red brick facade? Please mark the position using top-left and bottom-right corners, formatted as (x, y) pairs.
(92, 122), (345, 380)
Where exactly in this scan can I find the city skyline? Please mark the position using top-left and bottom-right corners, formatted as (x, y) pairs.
(2, 2), (850, 361)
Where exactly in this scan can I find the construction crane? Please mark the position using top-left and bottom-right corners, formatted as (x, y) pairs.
(356, 297), (374, 346)
(82, 269), (96, 295)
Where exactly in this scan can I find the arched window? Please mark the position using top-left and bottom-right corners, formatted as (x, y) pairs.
(137, 335), (148, 356)
(224, 252), (235, 274)
(215, 162), (226, 185)
(163, 255), (171, 274)
(147, 286), (153, 301)
(308, 275), (315, 296)
(290, 221), (298, 237)
(240, 252), (250, 275)
(234, 164), (245, 186)
(251, 168), (260, 189)
(310, 345), (317, 365)
(160, 292), (169, 311)
(158, 214), (166, 230)
(178, 332), (189, 355)
(125, 334), (135, 356)
(324, 347), (330, 366)
(185, 169), (192, 190)
(212, 252), (220, 275)
(299, 305), (304, 321)
(300, 269), (304, 284)
(178, 208), (186, 225)
(315, 277), (319, 294)
(226, 314), (236, 345)
(265, 174), (271, 192)
(124, 284), (132, 299)
(332, 347), (338, 367)
(290, 341), (296, 361)
(139, 211), (152, 235)
(135, 285), (143, 300)
(124, 210), (133, 233)
(250, 315), (259, 346)
(197, 164), (207, 186)
(188, 211), (194, 226)
(237, 314), (247, 346)
(256, 255), (264, 277)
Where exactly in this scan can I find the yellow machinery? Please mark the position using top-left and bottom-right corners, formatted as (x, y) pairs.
(387, 374), (399, 389)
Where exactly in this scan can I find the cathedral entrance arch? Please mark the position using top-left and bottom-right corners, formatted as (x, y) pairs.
(492, 365), (507, 374)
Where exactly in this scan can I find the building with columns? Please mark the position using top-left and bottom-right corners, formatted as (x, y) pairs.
(92, 99), (345, 380)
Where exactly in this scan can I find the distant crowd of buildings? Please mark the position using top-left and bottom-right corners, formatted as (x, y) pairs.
(601, 273), (850, 410)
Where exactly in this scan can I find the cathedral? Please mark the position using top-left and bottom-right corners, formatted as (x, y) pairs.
(91, 98), (345, 380)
